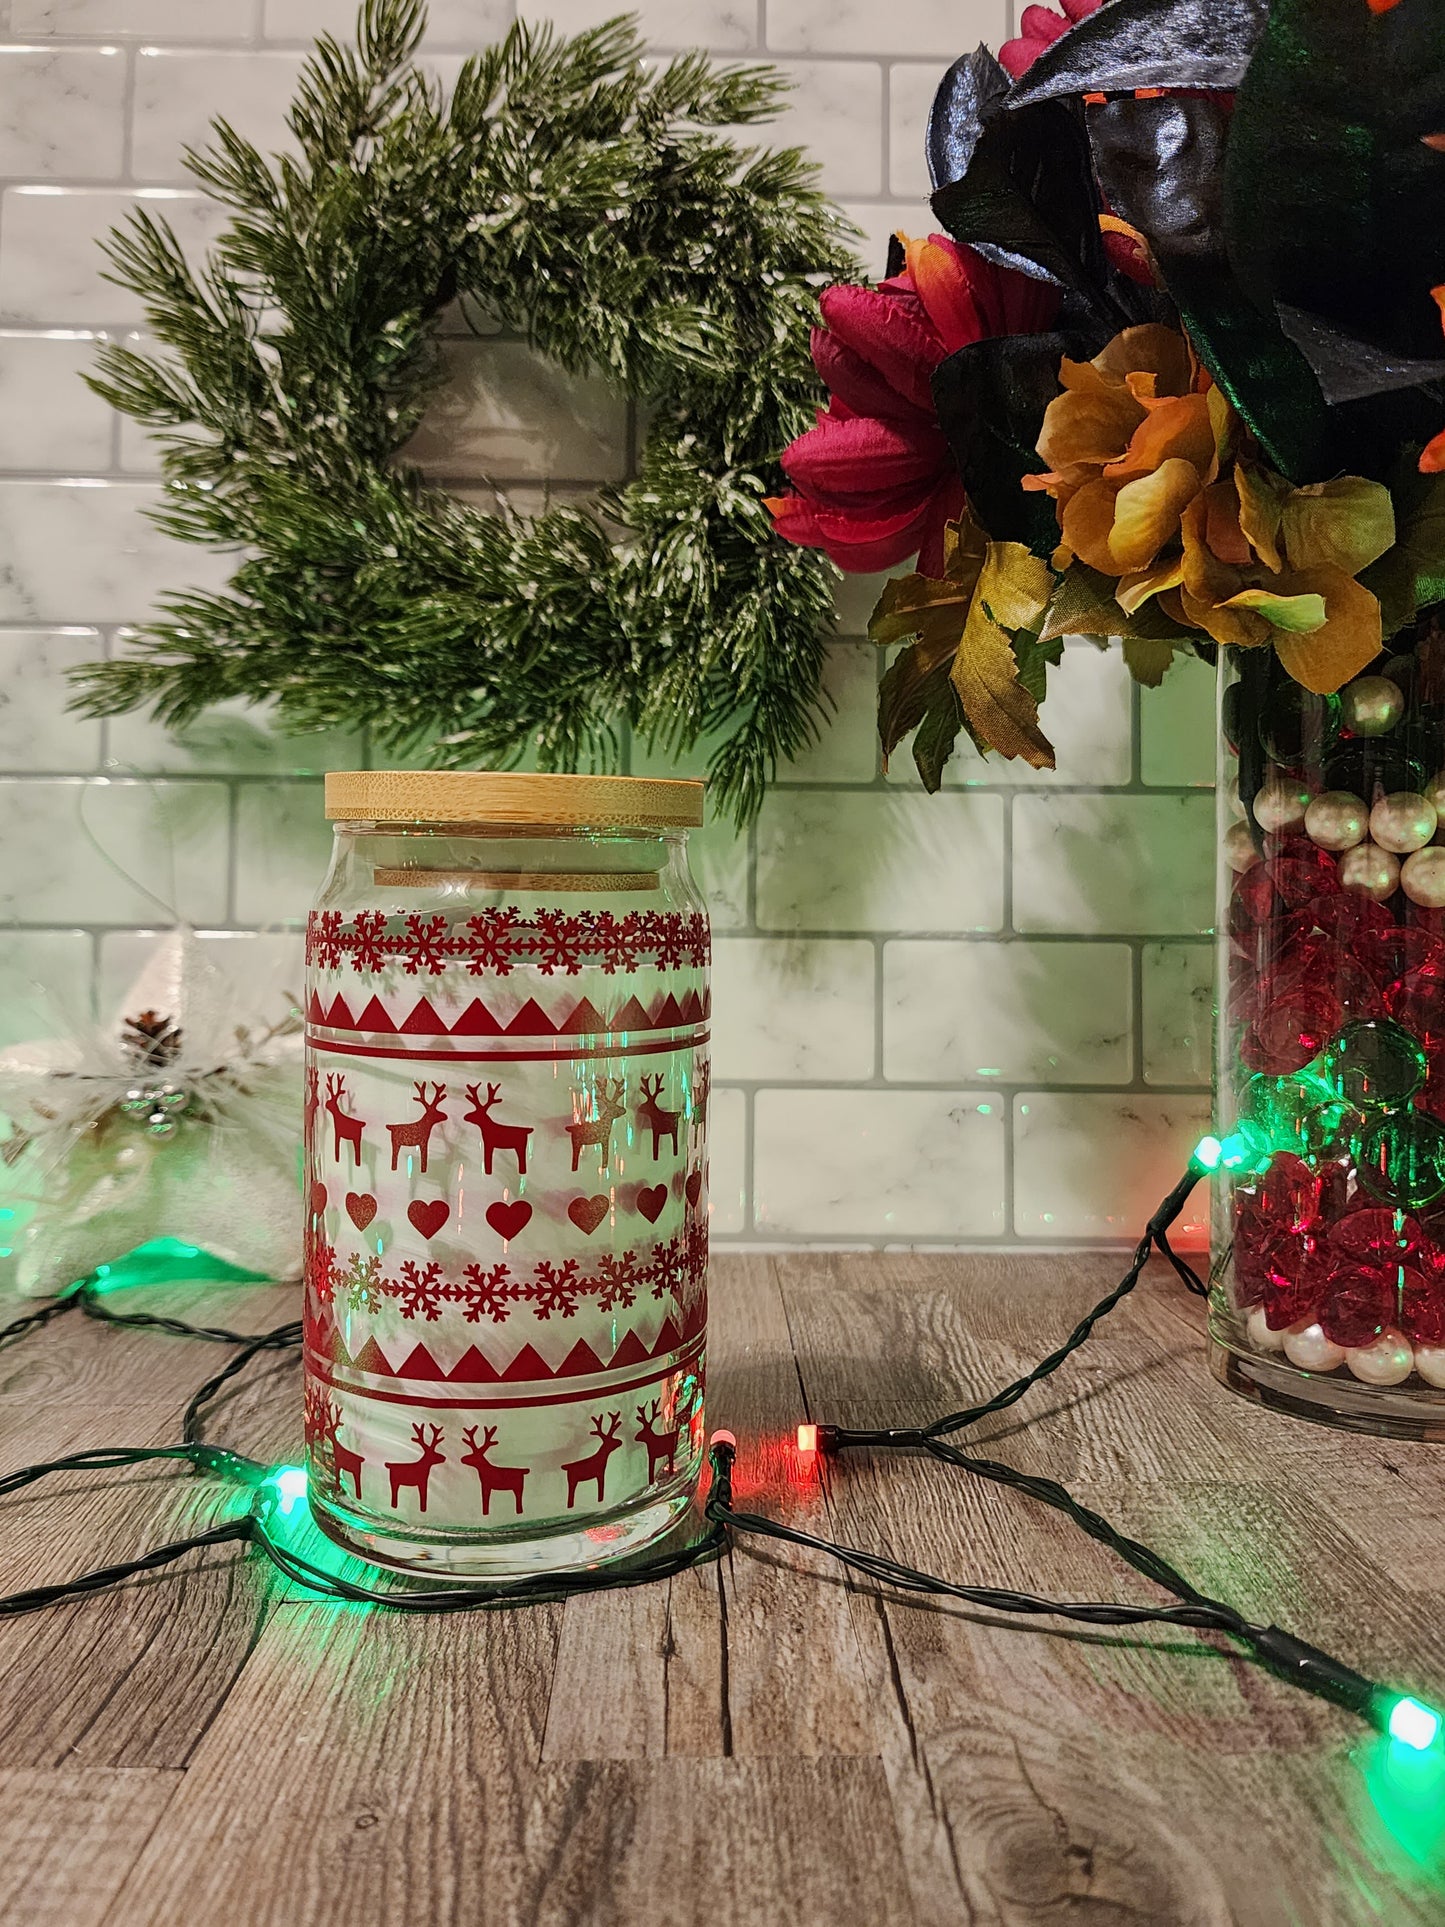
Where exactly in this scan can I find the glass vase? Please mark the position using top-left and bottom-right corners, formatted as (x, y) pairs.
(1209, 639), (1445, 1437)
(302, 771), (711, 1574)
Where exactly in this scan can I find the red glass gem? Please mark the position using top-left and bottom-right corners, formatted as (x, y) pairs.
(1385, 964), (1445, 1047)
(1318, 1262), (1400, 1348)
(1245, 989), (1342, 1074)
(1357, 926), (1445, 991)
(1267, 852), (1341, 910)
(1308, 895), (1396, 945)
(1232, 867), (1279, 928)
(1329, 1206), (1422, 1264)
(1402, 1270), (1445, 1346)
(1259, 1239), (1328, 1330)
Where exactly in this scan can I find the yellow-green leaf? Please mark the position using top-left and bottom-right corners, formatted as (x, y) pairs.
(1122, 635), (1177, 686)
(1281, 477), (1395, 577)
(1224, 586), (1327, 633)
(950, 543), (1056, 769)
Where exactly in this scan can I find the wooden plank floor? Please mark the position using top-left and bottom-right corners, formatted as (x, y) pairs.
(1, 1253), (1443, 1925)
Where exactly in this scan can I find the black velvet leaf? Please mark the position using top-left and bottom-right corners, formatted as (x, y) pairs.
(1088, 95), (1227, 268)
(931, 331), (1080, 552)
(1225, 0), (1445, 363)
(1276, 303), (1445, 407)
(927, 47), (1010, 192)
(930, 89), (1114, 320)
(1004, 0), (1267, 108)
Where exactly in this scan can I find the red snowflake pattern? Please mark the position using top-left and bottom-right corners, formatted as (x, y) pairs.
(450, 1262), (523, 1323)
(387, 1258), (448, 1320)
(682, 912), (710, 970)
(350, 909), (391, 975)
(587, 1251), (641, 1312)
(308, 1240), (339, 1307)
(398, 913), (451, 977)
(341, 1252), (388, 1313)
(647, 1235), (686, 1303)
(590, 910), (645, 975)
(460, 907), (524, 977)
(528, 1258), (584, 1318)
(684, 1220), (709, 1303)
(307, 909), (345, 971)
(532, 909), (587, 976)
(647, 909), (687, 972)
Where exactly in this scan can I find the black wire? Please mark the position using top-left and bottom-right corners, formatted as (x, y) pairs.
(0, 1161), (1411, 1735)
(0, 1518), (251, 1619)
(0, 1283), (84, 1350)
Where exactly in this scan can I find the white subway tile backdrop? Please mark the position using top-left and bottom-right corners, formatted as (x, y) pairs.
(0, 0), (1219, 1248)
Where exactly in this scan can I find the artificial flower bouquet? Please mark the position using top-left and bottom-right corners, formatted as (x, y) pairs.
(772, 0), (1445, 1430)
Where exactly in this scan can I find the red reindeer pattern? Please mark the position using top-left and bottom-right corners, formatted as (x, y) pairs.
(566, 1080), (627, 1173)
(385, 1423), (445, 1512)
(458, 1424), (529, 1516)
(386, 1081), (447, 1173)
(635, 1400), (680, 1484)
(303, 1065), (321, 1150)
(636, 1075), (681, 1159)
(463, 1083), (532, 1176)
(562, 1412), (622, 1509)
(324, 1074), (365, 1165)
(691, 1059), (710, 1149)
(310, 1394), (365, 1500)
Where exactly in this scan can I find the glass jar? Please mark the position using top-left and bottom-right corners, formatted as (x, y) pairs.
(1209, 640), (1445, 1437)
(302, 771), (710, 1574)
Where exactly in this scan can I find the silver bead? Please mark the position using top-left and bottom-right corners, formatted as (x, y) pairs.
(1304, 791), (1369, 852)
(1345, 1329), (1414, 1386)
(1338, 841), (1400, 902)
(1341, 674), (1405, 736)
(1252, 777), (1311, 833)
(1370, 791), (1438, 854)
(1401, 847), (1445, 909)
(1223, 820), (1260, 873)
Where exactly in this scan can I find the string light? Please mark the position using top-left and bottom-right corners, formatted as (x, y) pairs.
(0, 1161), (1438, 1750)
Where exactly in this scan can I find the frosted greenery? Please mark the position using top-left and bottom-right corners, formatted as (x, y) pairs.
(73, 0), (858, 821)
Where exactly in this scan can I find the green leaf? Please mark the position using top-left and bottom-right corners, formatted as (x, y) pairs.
(913, 681), (966, 792)
(1122, 636), (1178, 687)
(1039, 563), (1122, 644)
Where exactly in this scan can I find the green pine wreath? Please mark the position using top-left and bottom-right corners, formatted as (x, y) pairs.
(73, 0), (857, 821)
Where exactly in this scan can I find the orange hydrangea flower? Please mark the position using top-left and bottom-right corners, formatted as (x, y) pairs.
(1023, 325), (1228, 577)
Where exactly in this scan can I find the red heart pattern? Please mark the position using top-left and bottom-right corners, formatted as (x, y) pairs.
(408, 1199), (450, 1240)
(309, 1180), (328, 1217)
(685, 1171), (702, 1208)
(568, 1194), (610, 1235)
(345, 1192), (377, 1231)
(486, 1199), (532, 1241)
(637, 1183), (667, 1224)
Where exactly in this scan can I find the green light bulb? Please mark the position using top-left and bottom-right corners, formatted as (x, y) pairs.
(1193, 1135), (1224, 1172)
(1389, 1696), (1443, 1751)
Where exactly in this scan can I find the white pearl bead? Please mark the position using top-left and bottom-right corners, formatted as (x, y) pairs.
(1342, 674), (1405, 735)
(1414, 1345), (1445, 1388)
(1345, 1329), (1415, 1385)
(1246, 1307), (1287, 1354)
(1370, 791), (1439, 854)
(1223, 820), (1260, 872)
(1283, 1321), (1346, 1372)
(1401, 847), (1445, 909)
(1253, 778), (1312, 832)
(1425, 771), (1445, 815)
(1338, 841), (1401, 902)
(1304, 791), (1369, 852)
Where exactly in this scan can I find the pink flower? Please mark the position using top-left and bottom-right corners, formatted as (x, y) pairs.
(769, 235), (1058, 575)
(999, 0), (1104, 80)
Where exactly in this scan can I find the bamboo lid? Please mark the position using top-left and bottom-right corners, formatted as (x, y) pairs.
(324, 770), (705, 829)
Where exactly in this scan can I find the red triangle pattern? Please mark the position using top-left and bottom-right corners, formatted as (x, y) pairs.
(323, 1305), (702, 1388)
(310, 984), (707, 1040)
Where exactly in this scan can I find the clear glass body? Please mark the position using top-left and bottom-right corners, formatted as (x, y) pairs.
(1209, 646), (1445, 1437)
(302, 820), (710, 1574)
